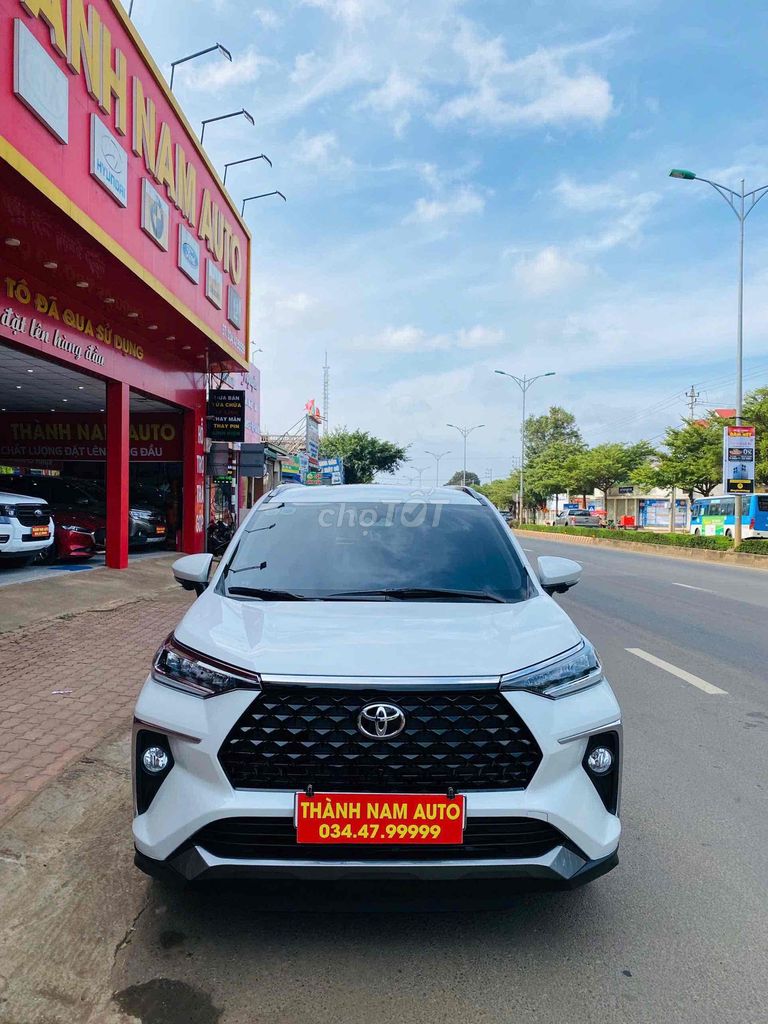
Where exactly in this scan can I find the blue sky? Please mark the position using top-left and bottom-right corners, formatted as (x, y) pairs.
(134, 0), (768, 483)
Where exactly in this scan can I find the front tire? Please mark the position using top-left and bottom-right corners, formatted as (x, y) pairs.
(725, 529), (733, 539)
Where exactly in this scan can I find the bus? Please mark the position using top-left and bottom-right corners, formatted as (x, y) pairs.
(689, 494), (768, 539)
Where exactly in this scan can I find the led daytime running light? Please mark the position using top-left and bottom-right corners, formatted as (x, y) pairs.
(500, 640), (602, 698)
(152, 636), (261, 698)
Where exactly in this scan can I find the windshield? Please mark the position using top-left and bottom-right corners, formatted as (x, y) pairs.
(221, 500), (531, 602)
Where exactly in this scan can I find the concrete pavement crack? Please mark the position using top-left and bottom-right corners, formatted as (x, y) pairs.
(113, 895), (151, 963)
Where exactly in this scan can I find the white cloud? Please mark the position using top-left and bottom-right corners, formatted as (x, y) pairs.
(435, 22), (616, 130)
(254, 7), (281, 28)
(301, 0), (388, 24)
(361, 68), (429, 134)
(180, 47), (271, 91)
(553, 175), (660, 251)
(513, 247), (588, 296)
(404, 186), (485, 223)
(364, 323), (503, 352)
(293, 130), (343, 164)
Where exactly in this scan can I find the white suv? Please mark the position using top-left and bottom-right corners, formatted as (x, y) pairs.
(133, 485), (621, 889)
(0, 490), (54, 566)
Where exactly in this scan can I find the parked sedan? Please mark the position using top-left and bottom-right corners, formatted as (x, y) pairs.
(554, 509), (603, 528)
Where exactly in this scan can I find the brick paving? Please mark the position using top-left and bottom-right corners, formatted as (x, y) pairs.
(0, 588), (193, 822)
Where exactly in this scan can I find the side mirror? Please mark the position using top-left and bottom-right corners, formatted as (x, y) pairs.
(172, 552), (214, 595)
(537, 555), (582, 595)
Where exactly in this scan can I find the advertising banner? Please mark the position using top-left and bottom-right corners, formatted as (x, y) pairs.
(207, 390), (245, 442)
(0, 411), (182, 462)
(723, 425), (756, 495)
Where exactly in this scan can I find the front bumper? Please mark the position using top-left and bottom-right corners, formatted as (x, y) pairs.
(136, 843), (618, 888)
(132, 675), (622, 885)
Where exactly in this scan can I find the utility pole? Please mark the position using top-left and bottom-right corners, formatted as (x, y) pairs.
(685, 384), (701, 419)
(322, 351), (330, 436)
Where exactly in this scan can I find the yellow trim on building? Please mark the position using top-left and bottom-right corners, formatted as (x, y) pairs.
(0, 137), (249, 370)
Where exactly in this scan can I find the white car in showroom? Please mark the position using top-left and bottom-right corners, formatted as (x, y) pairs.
(0, 490), (54, 567)
(133, 484), (621, 889)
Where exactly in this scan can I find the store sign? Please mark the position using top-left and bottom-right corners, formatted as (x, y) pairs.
(141, 178), (169, 251)
(90, 114), (127, 206)
(0, 412), (182, 462)
(618, 486), (634, 495)
(178, 224), (200, 283)
(205, 260), (223, 309)
(227, 286), (242, 329)
(207, 390), (245, 442)
(319, 456), (344, 485)
(723, 424), (756, 494)
(13, 18), (68, 143)
(305, 413), (320, 460)
(4, 0), (251, 364)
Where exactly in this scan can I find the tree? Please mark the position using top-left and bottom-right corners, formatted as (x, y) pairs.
(524, 406), (584, 463)
(742, 387), (768, 486)
(476, 472), (519, 510)
(319, 428), (408, 484)
(525, 440), (583, 513)
(445, 470), (480, 487)
(568, 441), (655, 508)
(651, 419), (722, 502)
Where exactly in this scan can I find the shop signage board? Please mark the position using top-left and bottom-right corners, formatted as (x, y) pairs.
(1, 0), (251, 365)
(722, 425), (756, 495)
(207, 390), (245, 442)
(0, 412), (183, 462)
(319, 457), (344, 485)
(618, 486), (634, 495)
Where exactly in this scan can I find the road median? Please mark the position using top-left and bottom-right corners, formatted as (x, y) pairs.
(514, 528), (768, 570)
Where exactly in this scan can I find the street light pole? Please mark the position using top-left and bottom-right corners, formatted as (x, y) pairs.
(169, 44), (232, 92)
(494, 370), (556, 522)
(670, 169), (768, 545)
(200, 108), (255, 145)
(241, 191), (286, 216)
(425, 449), (451, 487)
(223, 153), (272, 186)
(446, 424), (484, 486)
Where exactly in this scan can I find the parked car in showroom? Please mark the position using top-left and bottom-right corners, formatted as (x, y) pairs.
(0, 476), (102, 561)
(79, 480), (168, 548)
(133, 484), (621, 890)
(0, 490), (54, 566)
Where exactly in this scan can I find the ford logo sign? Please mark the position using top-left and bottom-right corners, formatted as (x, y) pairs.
(357, 702), (406, 739)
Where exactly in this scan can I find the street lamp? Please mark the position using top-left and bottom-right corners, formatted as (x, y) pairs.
(223, 154), (272, 186)
(669, 168), (768, 545)
(200, 108), (254, 145)
(494, 370), (555, 522)
(425, 449), (451, 487)
(410, 466), (429, 488)
(241, 191), (286, 216)
(169, 44), (232, 92)
(446, 424), (484, 487)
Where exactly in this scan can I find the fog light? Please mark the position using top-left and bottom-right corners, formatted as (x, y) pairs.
(586, 746), (614, 775)
(141, 746), (169, 774)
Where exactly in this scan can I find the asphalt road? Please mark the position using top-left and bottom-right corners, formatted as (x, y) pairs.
(2, 537), (767, 1024)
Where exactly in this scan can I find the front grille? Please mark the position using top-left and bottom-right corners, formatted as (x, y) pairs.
(218, 686), (543, 792)
(15, 505), (50, 527)
(22, 533), (49, 542)
(185, 816), (569, 861)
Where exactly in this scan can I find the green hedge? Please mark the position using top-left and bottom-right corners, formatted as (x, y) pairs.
(514, 523), (733, 550)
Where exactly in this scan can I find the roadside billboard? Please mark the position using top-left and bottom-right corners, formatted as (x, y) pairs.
(723, 424), (756, 495)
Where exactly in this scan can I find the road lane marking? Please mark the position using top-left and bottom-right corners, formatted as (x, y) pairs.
(671, 582), (715, 593)
(626, 648), (727, 695)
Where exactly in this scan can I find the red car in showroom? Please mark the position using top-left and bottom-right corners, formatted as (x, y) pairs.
(0, 476), (102, 562)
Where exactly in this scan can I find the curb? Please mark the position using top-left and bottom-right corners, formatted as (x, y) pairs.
(514, 529), (768, 570)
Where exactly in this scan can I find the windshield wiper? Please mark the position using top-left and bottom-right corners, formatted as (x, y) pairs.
(324, 587), (507, 603)
(226, 586), (309, 601)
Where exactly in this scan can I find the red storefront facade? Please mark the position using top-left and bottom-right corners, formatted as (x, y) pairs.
(0, 0), (251, 566)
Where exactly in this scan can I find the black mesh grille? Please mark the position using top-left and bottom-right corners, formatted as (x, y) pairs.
(218, 686), (542, 792)
(15, 505), (50, 527)
(187, 816), (567, 861)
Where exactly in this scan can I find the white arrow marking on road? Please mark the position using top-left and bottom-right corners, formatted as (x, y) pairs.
(671, 582), (715, 593)
(626, 648), (728, 695)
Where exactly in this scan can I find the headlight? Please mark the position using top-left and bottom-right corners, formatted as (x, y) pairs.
(152, 635), (261, 698)
(500, 640), (602, 698)
(0, 504), (16, 518)
(60, 525), (93, 534)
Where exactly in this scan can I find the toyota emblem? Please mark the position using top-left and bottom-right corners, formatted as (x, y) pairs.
(357, 702), (406, 739)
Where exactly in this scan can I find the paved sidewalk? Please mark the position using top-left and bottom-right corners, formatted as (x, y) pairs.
(0, 585), (192, 822)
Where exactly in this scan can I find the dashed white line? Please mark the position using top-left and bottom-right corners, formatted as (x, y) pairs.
(671, 582), (715, 593)
(626, 648), (727, 695)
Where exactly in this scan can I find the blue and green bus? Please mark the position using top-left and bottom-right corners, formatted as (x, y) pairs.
(689, 494), (768, 539)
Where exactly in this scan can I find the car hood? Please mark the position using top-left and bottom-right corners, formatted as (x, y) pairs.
(174, 592), (582, 678)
